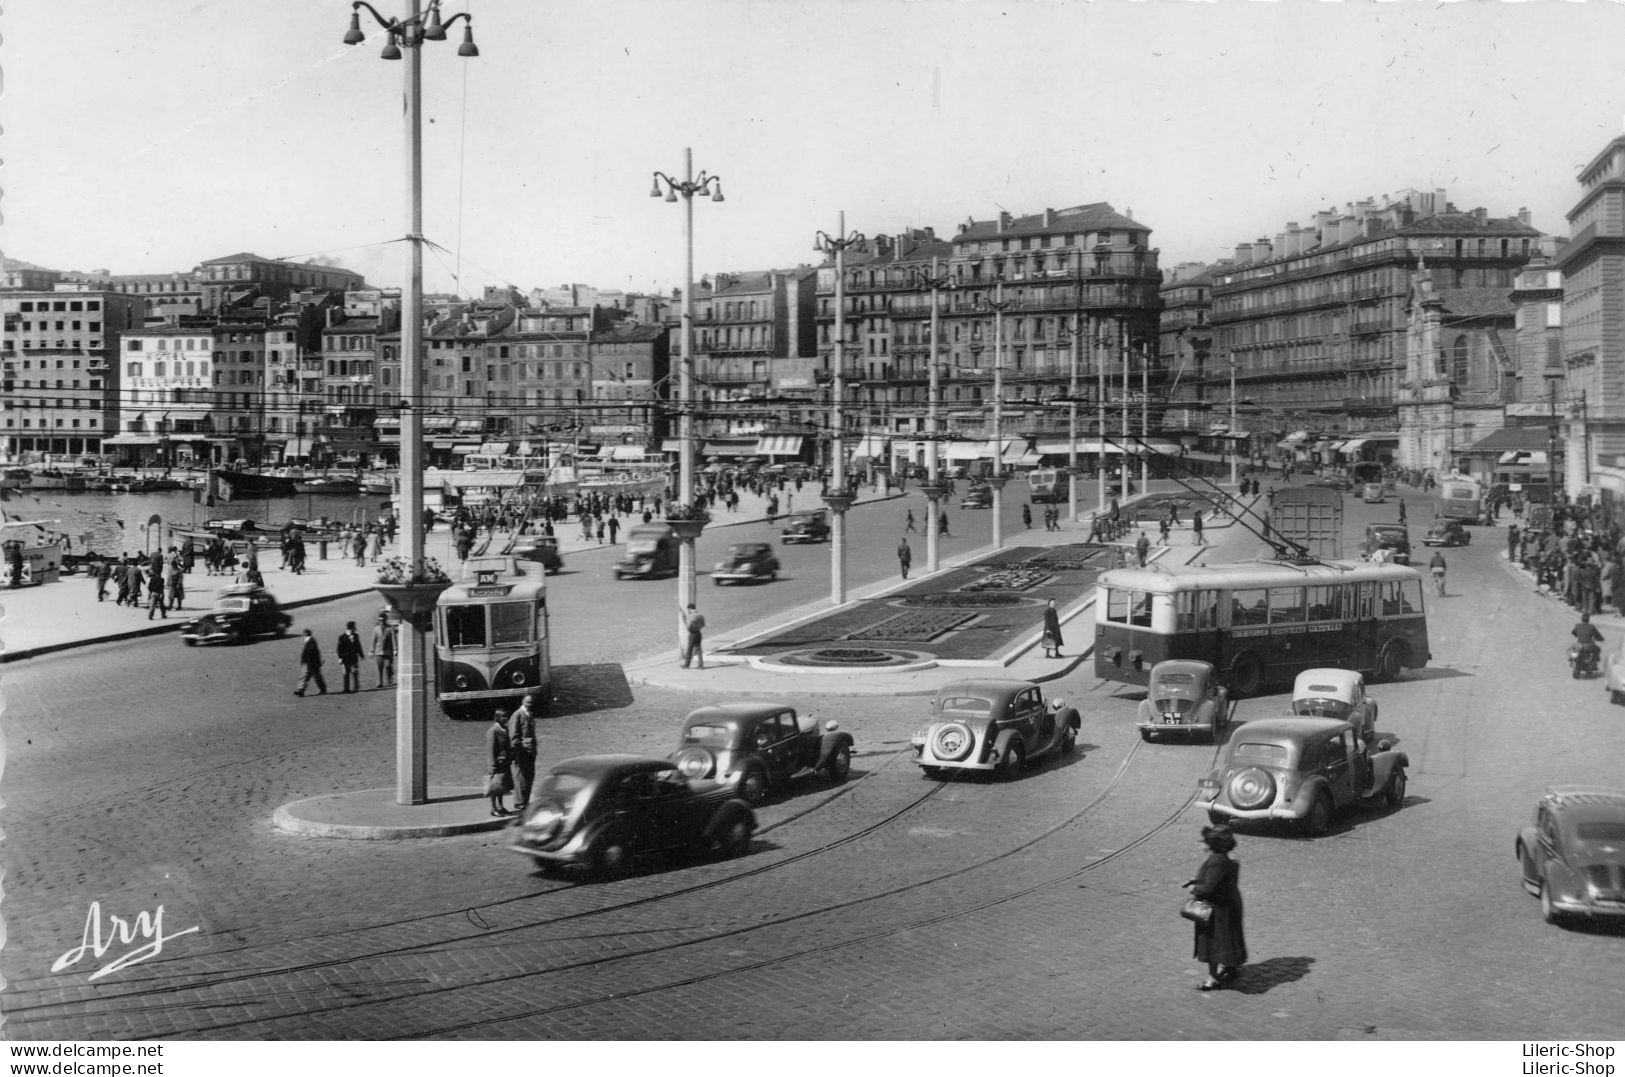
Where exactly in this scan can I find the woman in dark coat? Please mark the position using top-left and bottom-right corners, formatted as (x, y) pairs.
(486, 710), (513, 816)
(1041, 598), (1063, 658)
(1187, 824), (1247, 990)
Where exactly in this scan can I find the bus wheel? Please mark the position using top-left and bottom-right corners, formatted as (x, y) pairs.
(1228, 657), (1264, 698)
(1376, 641), (1407, 683)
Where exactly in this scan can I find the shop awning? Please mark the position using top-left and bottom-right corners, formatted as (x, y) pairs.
(755, 434), (805, 457)
(1340, 437), (1369, 455)
(421, 416), (457, 433)
(103, 434), (159, 445)
(431, 439), (455, 449)
(974, 438), (1015, 460)
(1141, 438), (1184, 454)
(451, 443), (482, 454)
(848, 435), (888, 460)
(1033, 439), (1125, 455)
(702, 440), (757, 458)
(283, 438), (317, 456)
(611, 445), (647, 461)
(454, 420), (484, 435)
(1280, 430), (1309, 446)
(1325, 440), (1347, 452)
(660, 438), (684, 453)
(479, 441), (512, 455)
(943, 441), (984, 461)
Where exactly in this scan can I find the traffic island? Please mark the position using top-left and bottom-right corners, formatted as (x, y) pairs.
(273, 786), (512, 839)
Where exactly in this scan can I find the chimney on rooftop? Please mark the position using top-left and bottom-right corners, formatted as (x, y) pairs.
(1518, 206), (1532, 226)
(997, 211), (1012, 233)
(1043, 208), (1055, 227)
(1234, 243), (1253, 265)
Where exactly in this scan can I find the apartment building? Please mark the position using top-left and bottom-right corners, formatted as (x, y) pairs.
(2, 287), (145, 460)
(1206, 188), (1542, 469)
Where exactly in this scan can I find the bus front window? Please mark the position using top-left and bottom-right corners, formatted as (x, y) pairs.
(490, 601), (532, 645)
(444, 604), (487, 648)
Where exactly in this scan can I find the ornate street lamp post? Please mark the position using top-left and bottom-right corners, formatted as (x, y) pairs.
(650, 149), (725, 646)
(342, 0), (477, 806)
(912, 259), (951, 573)
(814, 214), (866, 606)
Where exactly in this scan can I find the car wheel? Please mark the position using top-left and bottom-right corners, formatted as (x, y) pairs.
(612, 571), (622, 581)
(718, 816), (752, 860)
(931, 723), (975, 762)
(227, 627), (245, 646)
(592, 837), (631, 881)
(1517, 843), (1541, 896)
(1376, 641), (1406, 683)
(769, 570), (777, 582)
(1060, 725), (1077, 755)
(1540, 881), (1564, 925)
(1228, 656), (1264, 698)
(999, 740), (1026, 780)
(826, 745), (851, 783)
(738, 765), (768, 805)
(713, 577), (722, 586)
(1140, 729), (1153, 742)
(1303, 793), (1333, 838)
(1384, 768), (1407, 808)
(183, 637), (197, 647)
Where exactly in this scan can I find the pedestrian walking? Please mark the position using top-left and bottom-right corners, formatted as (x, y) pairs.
(368, 528), (384, 563)
(1507, 523), (1520, 563)
(165, 549), (185, 611)
(681, 602), (706, 669)
(294, 629), (328, 696)
(123, 558), (143, 607)
(1192, 510), (1206, 546)
(336, 621), (365, 694)
(1398, 500), (1408, 525)
(607, 516), (620, 545)
(371, 611), (397, 687)
(486, 709), (513, 816)
(145, 566), (167, 619)
(1041, 598), (1063, 658)
(1087, 514), (1105, 543)
(904, 509), (916, 533)
(938, 511), (951, 538)
(897, 538), (912, 579)
(507, 695), (540, 813)
(1185, 824), (1247, 991)
(1136, 530), (1151, 567)
(1159, 512), (1171, 544)
(93, 555), (110, 602)
(1022, 504), (1033, 530)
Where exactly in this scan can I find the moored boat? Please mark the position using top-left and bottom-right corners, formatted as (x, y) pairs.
(293, 477), (362, 495)
(210, 468), (297, 498)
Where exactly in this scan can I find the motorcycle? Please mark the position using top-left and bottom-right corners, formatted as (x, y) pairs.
(1569, 642), (1601, 678)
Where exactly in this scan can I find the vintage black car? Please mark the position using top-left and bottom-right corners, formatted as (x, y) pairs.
(712, 542), (780, 585)
(1515, 786), (1625, 926)
(1361, 522), (1412, 565)
(780, 510), (831, 544)
(1196, 716), (1408, 837)
(911, 679), (1081, 779)
(508, 754), (755, 878)
(179, 584), (292, 646)
(510, 534), (562, 574)
(1422, 518), (1470, 547)
(960, 486), (992, 509)
(671, 702), (853, 803)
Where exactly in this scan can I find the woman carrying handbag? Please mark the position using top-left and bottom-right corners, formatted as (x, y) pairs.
(486, 709), (514, 816)
(1185, 824), (1247, 991)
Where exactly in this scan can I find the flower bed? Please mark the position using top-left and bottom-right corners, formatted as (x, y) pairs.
(841, 609), (977, 642)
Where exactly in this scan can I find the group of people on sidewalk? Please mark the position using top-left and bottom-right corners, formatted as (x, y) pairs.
(484, 694), (542, 817)
(89, 546), (189, 619)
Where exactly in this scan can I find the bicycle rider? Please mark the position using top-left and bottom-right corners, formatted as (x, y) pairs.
(1427, 549), (1447, 595)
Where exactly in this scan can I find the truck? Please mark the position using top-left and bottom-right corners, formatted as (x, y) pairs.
(1267, 486), (1344, 559)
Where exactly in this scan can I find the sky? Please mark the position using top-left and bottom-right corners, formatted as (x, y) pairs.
(5, 0), (1625, 299)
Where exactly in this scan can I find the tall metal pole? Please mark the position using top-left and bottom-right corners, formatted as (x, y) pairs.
(831, 213), (849, 605)
(1068, 312), (1080, 525)
(677, 147), (697, 645)
(1120, 318), (1130, 498)
(923, 258), (946, 573)
(987, 283), (1014, 548)
(396, 0), (429, 805)
(1095, 317), (1106, 512)
(1140, 339), (1150, 490)
(1229, 353), (1239, 488)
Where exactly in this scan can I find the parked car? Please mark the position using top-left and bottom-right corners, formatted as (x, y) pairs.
(960, 486), (992, 509)
(1515, 786), (1625, 925)
(1361, 522), (1412, 565)
(780, 509), (831, 544)
(507, 754), (755, 878)
(712, 542), (780, 586)
(179, 584), (292, 646)
(1289, 668), (1379, 742)
(670, 702), (854, 804)
(510, 534), (562, 574)
(1422, 518), (1470, 547)
(614, 523), (679, 579)
(1305, 475), (1353, 491)
(1196, 716), (1408, 836)
(1136, 660), (1233, 743)
(1361, 482), (1386, 504)
(911, 679), (1081, 780)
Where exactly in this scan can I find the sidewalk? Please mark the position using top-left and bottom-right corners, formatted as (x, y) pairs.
(0, 483), (900, 663)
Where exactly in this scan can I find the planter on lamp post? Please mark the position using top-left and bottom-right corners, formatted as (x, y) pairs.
(664, 518), (707, 543)
(914, 482), (949, 502)
(821, 491), (856, 515)
(374, 579), (451, 633)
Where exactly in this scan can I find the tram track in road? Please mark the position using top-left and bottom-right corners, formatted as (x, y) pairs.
(107, 734), (1216, 1039)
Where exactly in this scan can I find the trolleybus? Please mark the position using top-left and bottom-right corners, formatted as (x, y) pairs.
(1026, 467), (1065, 503)
(434, 555), (551, 719)
(1094, 558), (1430, 697)
(1349, 460), (1385, 488)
